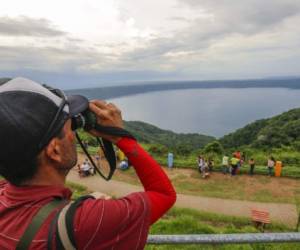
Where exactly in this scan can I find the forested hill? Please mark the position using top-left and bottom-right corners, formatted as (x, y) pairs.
(124, 121), (215, 149)
(219, 108), (300, 149)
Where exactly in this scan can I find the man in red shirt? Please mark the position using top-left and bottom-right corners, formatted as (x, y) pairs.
(0, 77), (176, 249)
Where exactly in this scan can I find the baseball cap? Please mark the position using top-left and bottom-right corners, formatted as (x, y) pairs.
(0, 77), (89, 163)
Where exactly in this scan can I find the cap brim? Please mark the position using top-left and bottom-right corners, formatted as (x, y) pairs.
(67, 95), (89, 116)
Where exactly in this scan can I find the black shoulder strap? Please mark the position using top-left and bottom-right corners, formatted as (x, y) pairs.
(50, 195), (95, 250)
(16, 198), (66, 250)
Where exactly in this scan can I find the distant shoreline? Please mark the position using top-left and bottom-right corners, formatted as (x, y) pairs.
(66, 78), (300, 99)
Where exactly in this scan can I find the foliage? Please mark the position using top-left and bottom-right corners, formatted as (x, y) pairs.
(76, 129), (98, 147)
(148, 144), (169, 155)
(220, 108), (300, 150)
(203, 141), (224, 155)
(124, 120), (215, 149)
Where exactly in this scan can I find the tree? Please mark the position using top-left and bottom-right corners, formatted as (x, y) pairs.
(203, 141), (224, 155)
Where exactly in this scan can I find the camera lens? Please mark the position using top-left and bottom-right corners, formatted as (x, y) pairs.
(71, 113), (85, 131)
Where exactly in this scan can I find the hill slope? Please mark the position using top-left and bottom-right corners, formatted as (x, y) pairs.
(124, 120), (215, 149)
(219, 108), (300, 149)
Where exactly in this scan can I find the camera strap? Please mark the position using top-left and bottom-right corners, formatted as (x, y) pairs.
(94, 124), (136, 140)
(76, 126), (135, 180)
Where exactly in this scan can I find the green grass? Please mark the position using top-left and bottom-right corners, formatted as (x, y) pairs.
(66, 181), (91, 199)
(150, 207), (291, 234)
(112, 165), (300, 204)
(146, 207), (300, 250)
(146, 243), (300, 249)
(77, 145), (99, 155)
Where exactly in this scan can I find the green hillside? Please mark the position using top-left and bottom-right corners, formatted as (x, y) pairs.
(124, 120), (215, 149)
(220, 108), (300, 149)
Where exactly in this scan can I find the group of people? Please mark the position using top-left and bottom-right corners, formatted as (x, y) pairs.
(221, 152), (283, 177)
(221, 151), (246, 176)
(77, 158), (95, 177)
(198, 150), (283, 178)
(77, 148), (131, 177)
(197, 156), (215, 178)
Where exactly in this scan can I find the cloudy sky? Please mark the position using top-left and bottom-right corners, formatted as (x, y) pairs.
(0, 0), (300, 89)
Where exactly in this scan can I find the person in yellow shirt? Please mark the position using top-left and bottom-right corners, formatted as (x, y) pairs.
(230, 154), (240, 176)
(116, 149), (125, 161)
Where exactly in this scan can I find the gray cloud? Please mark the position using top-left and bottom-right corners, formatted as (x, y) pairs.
(169, 16), (191, 23)
(117, 0), (300, 71)
(0, 1), (299, 86)
(173, 0), (300, 49)
(179, 0), (300, 31)
(0, 45), (93, 70)
(0, 16), (67, 37)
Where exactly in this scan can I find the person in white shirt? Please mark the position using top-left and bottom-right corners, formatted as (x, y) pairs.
(80, 159), (92, 176)
(222, 155), (229, 174)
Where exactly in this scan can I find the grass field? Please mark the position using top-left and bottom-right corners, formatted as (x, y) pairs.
(111, 166), (300, 205)
(146, 207), (300, 250)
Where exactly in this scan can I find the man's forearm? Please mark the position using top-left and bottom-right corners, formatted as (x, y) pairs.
(117, 137), (176, 224)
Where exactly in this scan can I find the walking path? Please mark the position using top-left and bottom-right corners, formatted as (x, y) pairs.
(67, 170), (298, 228)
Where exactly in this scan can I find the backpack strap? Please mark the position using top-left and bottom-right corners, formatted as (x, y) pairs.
(50, 195), (96, 249)
(16, 198), (66, 250)
(56, 201), (75, 250)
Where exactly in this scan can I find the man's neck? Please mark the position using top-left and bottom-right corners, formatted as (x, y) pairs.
(24, 165), (67, 187)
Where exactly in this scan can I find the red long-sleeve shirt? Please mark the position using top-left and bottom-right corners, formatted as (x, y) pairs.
(0, 138), (176, 249)
(117, 137), (176, 224)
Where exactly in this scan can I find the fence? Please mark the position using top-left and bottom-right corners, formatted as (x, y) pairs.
(147, 233), (300, 245)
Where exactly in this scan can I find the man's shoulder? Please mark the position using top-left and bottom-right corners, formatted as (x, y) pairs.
(0, 179), (7, 185)
(0, 180), (7, 192)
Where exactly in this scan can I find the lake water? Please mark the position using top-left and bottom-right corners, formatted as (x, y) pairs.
(105, 88), (300, 138)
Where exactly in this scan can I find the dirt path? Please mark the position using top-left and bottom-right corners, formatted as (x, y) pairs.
(67, 169), (298, 228)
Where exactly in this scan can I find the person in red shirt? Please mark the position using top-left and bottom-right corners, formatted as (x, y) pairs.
(0, 77), (176, 249)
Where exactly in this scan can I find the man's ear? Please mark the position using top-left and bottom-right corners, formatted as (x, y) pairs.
(44, 137), (63, 163)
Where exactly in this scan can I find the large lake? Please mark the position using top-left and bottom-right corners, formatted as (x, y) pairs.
(105, 88), (300, 138)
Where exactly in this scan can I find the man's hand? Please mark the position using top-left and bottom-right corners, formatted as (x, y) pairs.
(88, 100), (123, 144)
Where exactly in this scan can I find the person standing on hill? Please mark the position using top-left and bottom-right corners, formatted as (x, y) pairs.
(235, 151), (241, 160)
(267, 156), (276, 176)
(197, 156), (203, 173)
(202, 158), (209, 178)
(248, 158), (255, 176)
(222, 155), (229, 174)
(275, 160), (283, 177)
(208, 159), (214, 172)
(168, 152), (174, 168)
(0, 77), (176, 249)
(230, 154), (240, 176)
